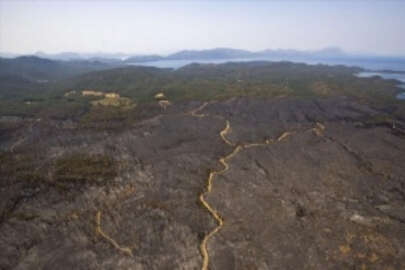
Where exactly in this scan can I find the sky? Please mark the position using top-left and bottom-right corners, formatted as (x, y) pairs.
(0, 0), (404, 56)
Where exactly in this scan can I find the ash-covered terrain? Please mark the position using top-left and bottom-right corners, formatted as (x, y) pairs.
(1, 60), (405, 269)
(1, 96), (405, 270)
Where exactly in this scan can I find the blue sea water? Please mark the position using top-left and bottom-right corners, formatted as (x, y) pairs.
(397, 92), (405, 100)
(356, 72), (405, 83)
(128, 58), (262, 69)
(355, 72), (405, 100)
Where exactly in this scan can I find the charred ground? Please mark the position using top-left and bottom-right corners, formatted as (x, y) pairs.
(1, 61), (405, 269)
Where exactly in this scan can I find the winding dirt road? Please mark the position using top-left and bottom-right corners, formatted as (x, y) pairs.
(95, 211), (134, 257)
(188, 102), (315, 270)
(93, 102), (325, 269)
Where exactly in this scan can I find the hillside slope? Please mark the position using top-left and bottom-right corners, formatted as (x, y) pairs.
(0, 97), (404, 269)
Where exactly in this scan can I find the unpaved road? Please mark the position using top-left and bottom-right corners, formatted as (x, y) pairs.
(1, 96), (405, 270)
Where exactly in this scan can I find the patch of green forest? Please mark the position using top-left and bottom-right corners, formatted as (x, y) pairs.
(1, 60), (404, 121)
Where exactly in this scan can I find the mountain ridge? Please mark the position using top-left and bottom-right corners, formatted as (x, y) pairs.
(3, 47), (405, 63)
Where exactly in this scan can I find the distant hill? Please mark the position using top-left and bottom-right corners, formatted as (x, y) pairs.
(0, 56), (118, 82)
(58, 61), (373, 105)
(34, 51), (83, 61)
(253, 47), (346, 59)
(3, 47), (349, 64)
(0, 60), (403, 119)
(124, 55), (165, 63)
(0, 56), (123, 102)
(3, 48), (405, 71)
(123, 47), (361, 63)
(33, 51), (132, 61)
(167, 48), (253, 60)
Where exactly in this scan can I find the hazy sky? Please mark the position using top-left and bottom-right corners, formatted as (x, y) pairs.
(1, 0), (404, 55)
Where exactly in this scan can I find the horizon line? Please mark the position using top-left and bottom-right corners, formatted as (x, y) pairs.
(1, 47), (405, 59)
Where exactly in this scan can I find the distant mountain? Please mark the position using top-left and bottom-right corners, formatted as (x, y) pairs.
(0, 56), (118, 82)
(255, 49), (305, 58)
(254, 47), (346, 59)
(124, 55), (165, 63)
(0, 52), (20, 58)
(125, 47), (350, 63)
(311, 47), (346, 58)
(167, 48), (253, 60)
(33, 51), (132, 61)
(34, 51), (83, 61)
(87, 57), (124, 64)
(4, 48), (405, 68)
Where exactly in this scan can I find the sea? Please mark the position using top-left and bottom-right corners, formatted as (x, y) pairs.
(356, 72), (405, 100)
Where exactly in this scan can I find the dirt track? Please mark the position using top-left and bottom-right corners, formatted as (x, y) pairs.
(1, 96), (405, 269)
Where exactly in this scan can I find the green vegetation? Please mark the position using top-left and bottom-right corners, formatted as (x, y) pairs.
(1, 61), (404, 122)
